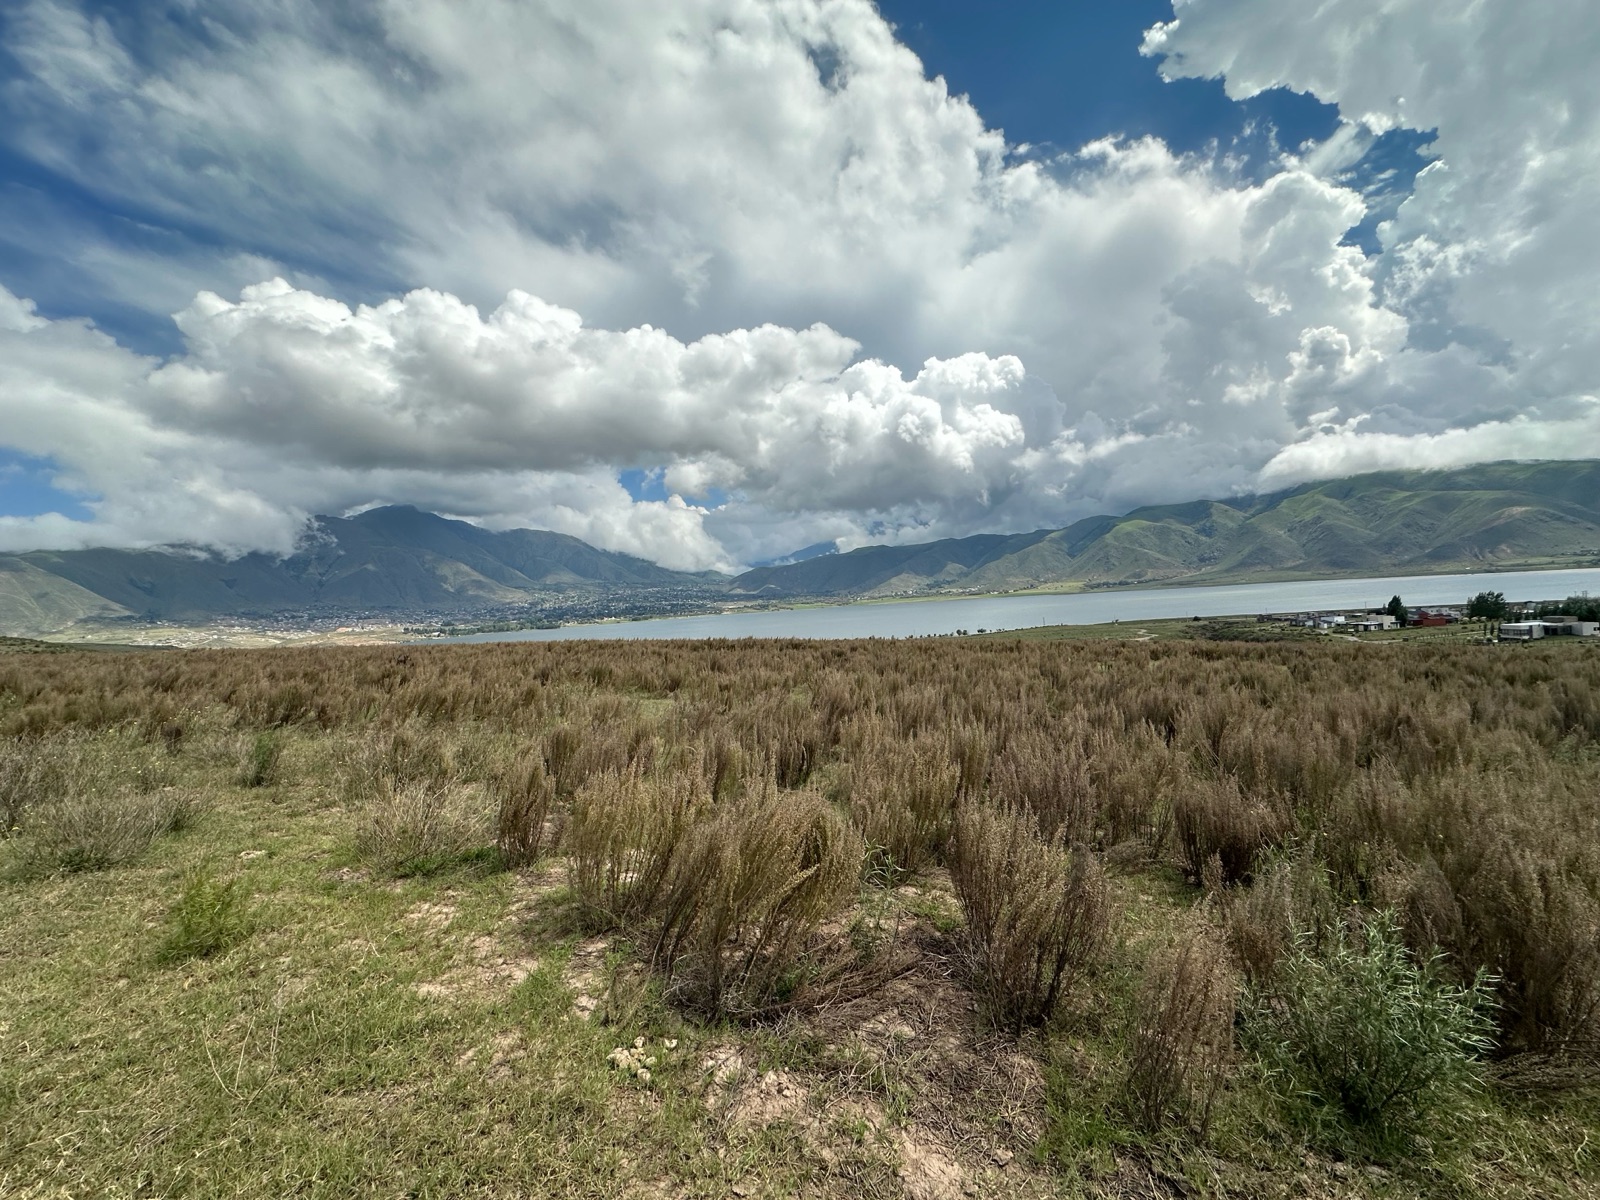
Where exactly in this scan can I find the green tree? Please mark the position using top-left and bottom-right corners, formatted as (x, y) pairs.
(1466, 591), (1508, 621)
(1385, 595), (1408, 626)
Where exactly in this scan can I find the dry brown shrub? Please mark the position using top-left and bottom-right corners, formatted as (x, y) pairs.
(7, 733), (193, 872)
(9, 632), (1600, 1061)
(950, 802), (1108, 1035)
(543, 723), (585, 796)
(948, 721), (990, 799)
(988, 724), (1096, 846)
(1173, 775), (1289, 886)
(567, 767), (707, 928)
(492, 750), (556, 868)
(1122, 925), (1237, 1135)
(0, 738), (47, 836)
(849, 736), (958, 878)
(354, 780), (489, 876)
(341, 723), (461, 806)
(1218, 851), (1341, 985)
(699, 725), (746, 803)
(652, 782), (860, 1016)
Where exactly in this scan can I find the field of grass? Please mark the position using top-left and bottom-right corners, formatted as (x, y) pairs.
(2, 636), (1599, 1198)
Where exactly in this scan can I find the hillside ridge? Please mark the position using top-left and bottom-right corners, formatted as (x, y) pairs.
(2, 461), (1598, 635)
(733, 460), (1600, 598)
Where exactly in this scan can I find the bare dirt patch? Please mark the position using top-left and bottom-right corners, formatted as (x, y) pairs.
(402, 899), (458, 933)
(564, 936), (611, 1019)
(894, 1127), (967, 1200)
(702, 883), (1058, 1199)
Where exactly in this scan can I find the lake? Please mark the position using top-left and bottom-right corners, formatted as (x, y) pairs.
(441, 565), (1600, 643)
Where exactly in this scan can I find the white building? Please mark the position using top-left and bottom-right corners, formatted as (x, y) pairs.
(1350, 616), (1397, 632)
(1541, 617), (1599, 637)
(1500, 622), (1545, 641)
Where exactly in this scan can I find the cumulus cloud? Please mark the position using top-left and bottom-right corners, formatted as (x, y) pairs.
(1145, 0), (1600, 463)
(0, 0), (1596, 566)
(0, 279), (1051, 569)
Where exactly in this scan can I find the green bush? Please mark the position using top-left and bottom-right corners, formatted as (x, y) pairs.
(1241, 911), (1496, 1154)
(157, 868), (253, 963)
(235, 731), (283, 788)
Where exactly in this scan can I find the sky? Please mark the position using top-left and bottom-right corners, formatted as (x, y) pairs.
(0, 0), (1597, 572)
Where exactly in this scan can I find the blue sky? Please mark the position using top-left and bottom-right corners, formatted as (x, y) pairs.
(0, 449), (93, 521)
(877, 0), (1335, 158)
(0, 0), (1594, 568)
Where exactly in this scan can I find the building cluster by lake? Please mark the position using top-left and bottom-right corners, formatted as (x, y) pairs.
(1263, 602), (1598, 640)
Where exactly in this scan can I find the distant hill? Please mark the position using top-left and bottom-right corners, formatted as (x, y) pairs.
(731, 461), (1600, 598)
(0, 507), (722, 634)
(3, 462), (1599, 637)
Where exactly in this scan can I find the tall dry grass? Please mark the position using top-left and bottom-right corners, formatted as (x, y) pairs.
(950, 802), (1108, 1034)
(4, 633), (1598, 1060)
(653, 780), (859, 1016)
(1122, 925), (1236, 1135)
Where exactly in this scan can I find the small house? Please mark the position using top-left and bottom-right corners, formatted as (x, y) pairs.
(1350, 617), (1394, 632)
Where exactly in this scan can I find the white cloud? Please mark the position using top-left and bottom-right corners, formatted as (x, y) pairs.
(1145, 0), (1600, 463)
(0, 279), (1049, 569)
(0, 0), (1596, 567)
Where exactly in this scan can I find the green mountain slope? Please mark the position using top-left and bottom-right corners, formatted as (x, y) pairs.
(733, 461), (1600, 598)
(0, 507), (723, 627)
(0, 559), (133, 637)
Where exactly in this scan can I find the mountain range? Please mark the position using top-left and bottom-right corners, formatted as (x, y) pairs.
(2, 460), (1598, 636)
(733, 460), (1600, 598)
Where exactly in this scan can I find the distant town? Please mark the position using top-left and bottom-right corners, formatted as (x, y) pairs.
(1266, 592), (1599, 641)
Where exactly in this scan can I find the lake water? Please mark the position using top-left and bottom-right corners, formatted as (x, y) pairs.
(442, 566), (1600, 644)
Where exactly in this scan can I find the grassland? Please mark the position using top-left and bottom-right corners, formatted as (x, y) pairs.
(2, 636), (1599, 1198)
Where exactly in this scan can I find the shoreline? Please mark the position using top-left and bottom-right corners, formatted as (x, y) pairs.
(10, 556), (1600, 649)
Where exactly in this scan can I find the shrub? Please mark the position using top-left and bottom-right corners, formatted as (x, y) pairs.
(988, 725), (1096, 846)
(494, 750), (556, 868)
(156, 867), (253, 962)
(1241, 911), (1496, 1154)
(1123, 927), (1237, 1135)
(543, 724), (585, 797)
(699, 727), (746, 803)
(344, 724), (460, 800)
(653, 782), (859, 1016)
(8, 734), (195, 872)
(849, 737), (958, 879)
(354, 780), (489, 876)
(568, 768), (706, 928)
(950, 803), (1108, 1035)
(1393, 773), (1600, 1059)
(18, 786), (194, 874)
(1173, 776), (1288, 886)
(0, 740), (48, 837)
(1219, 849), (1341, 985)
(235, 731), (283, 788)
